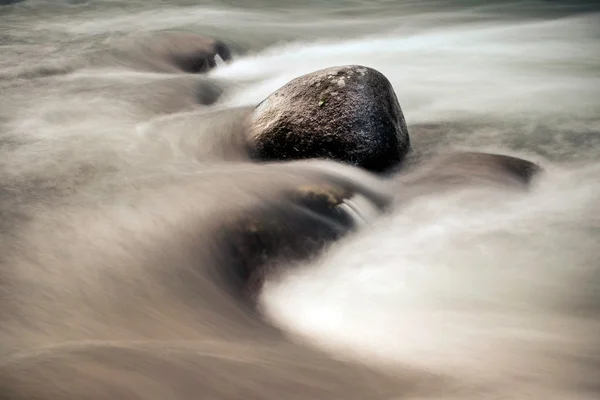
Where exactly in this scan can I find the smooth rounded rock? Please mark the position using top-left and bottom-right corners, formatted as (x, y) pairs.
(246, 65), (410, 172)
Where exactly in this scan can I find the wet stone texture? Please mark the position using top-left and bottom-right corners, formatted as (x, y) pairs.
(247, 65), (411, 173)
(221, 183), (360, 301)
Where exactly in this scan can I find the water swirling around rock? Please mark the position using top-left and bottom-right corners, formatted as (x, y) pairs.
(0, 1), (599, 399)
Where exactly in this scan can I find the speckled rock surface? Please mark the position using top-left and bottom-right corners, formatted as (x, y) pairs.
(246, 65), (410, 172)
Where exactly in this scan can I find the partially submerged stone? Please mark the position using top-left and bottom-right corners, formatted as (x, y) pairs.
(99, 32), (232, 74)
(223, 183), (382, 300)
(396, 151), (542, 195)
(247, 65), (410, 172)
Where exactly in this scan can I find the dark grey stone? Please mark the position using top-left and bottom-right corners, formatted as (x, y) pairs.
(246, 65), (410, 172)
(170, 38), (231, 74)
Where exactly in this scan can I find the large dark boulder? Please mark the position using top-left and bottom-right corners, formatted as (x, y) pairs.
(246, 65), (410, 172)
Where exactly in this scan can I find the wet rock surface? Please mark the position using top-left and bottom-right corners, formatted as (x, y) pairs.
(247, 65), (410, 172)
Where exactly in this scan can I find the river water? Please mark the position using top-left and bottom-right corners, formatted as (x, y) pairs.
(1, 0), (600, 398)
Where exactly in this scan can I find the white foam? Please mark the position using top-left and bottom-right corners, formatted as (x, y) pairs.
(262, 166), (600, 392)
(212, 13), (600, 124)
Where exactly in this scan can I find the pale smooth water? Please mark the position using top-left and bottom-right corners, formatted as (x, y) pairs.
(1, 0), (600, 398)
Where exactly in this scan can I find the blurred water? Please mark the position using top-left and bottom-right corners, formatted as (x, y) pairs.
(1, 0), (600, 397)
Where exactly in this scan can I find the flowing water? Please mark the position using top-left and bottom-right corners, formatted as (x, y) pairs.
(1, 0), (600, 398)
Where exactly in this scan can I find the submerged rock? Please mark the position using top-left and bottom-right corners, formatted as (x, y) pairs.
(396, 151), (542, 195)
(99, 32), (232, 74)
(224, 181), (386, 300)
(167, 36), (231, 74)
(246, 65), (410, 172)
